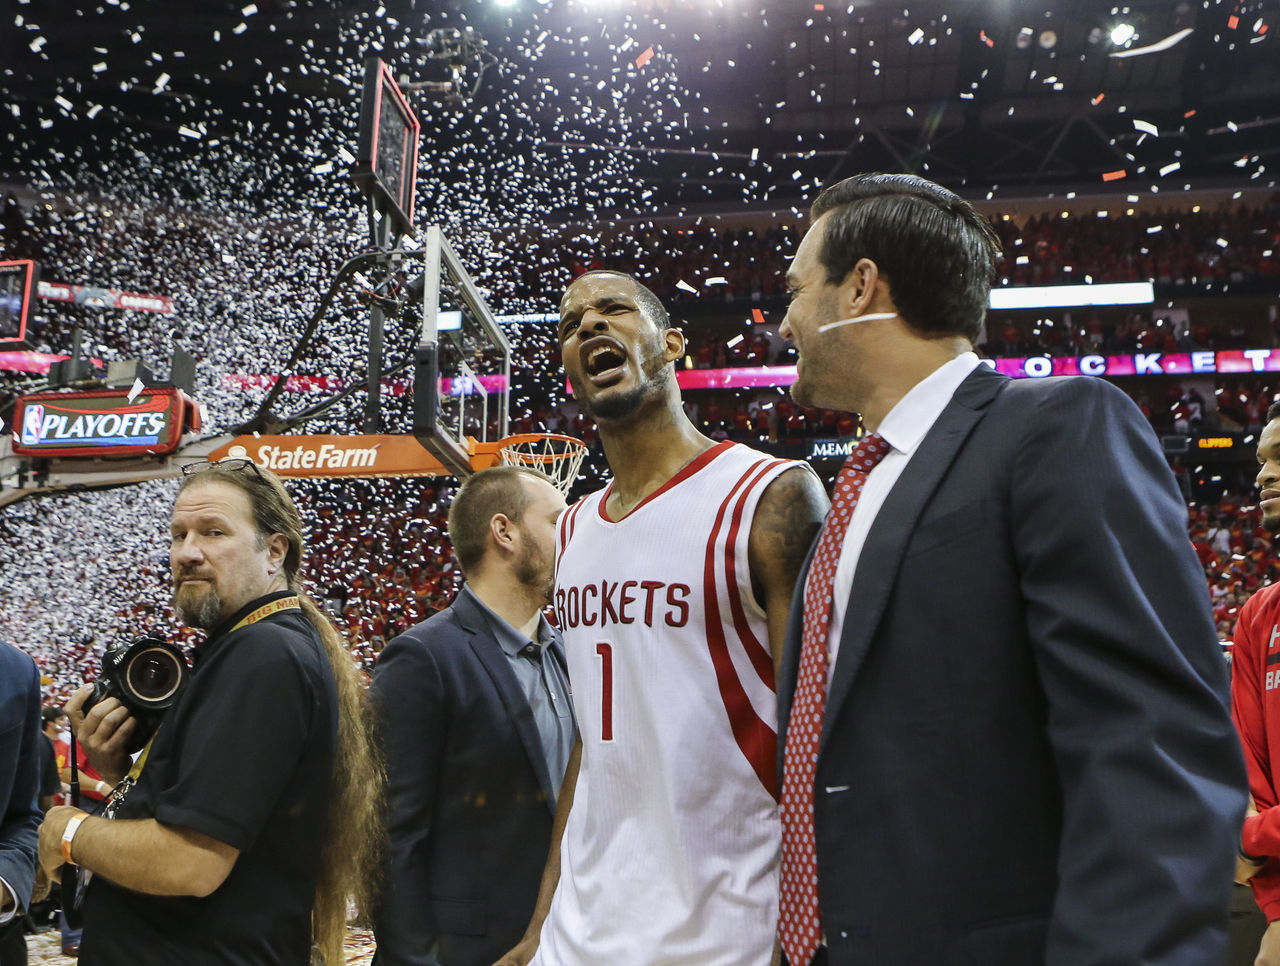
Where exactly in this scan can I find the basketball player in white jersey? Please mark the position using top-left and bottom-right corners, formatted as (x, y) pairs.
(494, 270), (829, 966)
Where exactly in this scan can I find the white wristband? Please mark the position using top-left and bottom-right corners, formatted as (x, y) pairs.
(61, 813), (88, 866)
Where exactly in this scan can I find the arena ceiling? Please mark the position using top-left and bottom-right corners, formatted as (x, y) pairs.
(2, 0), (1278, 213)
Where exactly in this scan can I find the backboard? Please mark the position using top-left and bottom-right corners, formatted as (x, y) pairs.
(413, 226), (511, 477)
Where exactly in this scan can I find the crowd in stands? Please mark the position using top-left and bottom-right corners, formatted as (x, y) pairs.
(548, 196), (1280, 305)
(1190, 494), (1280, 641)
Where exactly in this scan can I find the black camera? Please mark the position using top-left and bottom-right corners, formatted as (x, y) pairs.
(84, 635), (189, 748)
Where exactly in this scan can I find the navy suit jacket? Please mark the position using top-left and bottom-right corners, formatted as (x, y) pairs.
(371, 591), (572, 966)
(778, 368), (1247, 965)
(0, 643), (42, 928)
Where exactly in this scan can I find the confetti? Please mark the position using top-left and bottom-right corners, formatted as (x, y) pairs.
(1108, 28), (1194, 58)
(1102, 169), (1127, 181)
(635, 46), (654, 68)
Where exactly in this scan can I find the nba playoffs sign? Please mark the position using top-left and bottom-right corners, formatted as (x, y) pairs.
(12, 388), (195, 458)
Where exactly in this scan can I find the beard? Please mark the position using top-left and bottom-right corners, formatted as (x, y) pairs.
(514, 545), (555, 606)
(173, 580), (223, 629)
(1265, 510), (1280, 535)
(578, 351), (673, 423)
(789, 370), (815, 408)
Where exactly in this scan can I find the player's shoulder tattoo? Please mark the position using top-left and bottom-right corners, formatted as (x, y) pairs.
(750, 464), (829, 583)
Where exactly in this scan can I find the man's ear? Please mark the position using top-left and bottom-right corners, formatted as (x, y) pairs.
(663, 326), (687, 363)
(838, 257), (881, 320)
(265, 532), (289, 573)
(488, 513), (516, 555)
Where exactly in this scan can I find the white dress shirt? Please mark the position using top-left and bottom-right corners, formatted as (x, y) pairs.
(825, 351), (983, 687)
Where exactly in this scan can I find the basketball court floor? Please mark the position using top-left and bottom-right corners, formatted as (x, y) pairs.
(22, 927), (379, 964)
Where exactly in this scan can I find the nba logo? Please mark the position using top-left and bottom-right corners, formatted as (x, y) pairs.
(21, 404), (43, 446)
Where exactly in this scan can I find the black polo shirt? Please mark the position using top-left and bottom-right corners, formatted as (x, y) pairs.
(79, 592), (338, 966)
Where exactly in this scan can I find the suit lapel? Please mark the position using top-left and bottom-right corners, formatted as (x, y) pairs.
(820, 366), (1005, 752)
(455, 593), (559, 814)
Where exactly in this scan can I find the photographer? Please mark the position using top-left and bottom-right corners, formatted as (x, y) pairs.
(35, 459), (383, 965)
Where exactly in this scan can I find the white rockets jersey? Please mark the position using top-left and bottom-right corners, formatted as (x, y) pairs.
(533, 441), (804, 966)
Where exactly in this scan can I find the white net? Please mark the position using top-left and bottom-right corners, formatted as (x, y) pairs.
(495, 434), (588, 496)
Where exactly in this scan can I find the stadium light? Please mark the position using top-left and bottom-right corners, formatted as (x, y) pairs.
(988, 282), (1154, 310)
(1110, 23), (1136, 46)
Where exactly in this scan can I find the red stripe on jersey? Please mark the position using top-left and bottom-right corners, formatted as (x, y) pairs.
(598, 440), (735, 523)
(703, 459), (782, 800)
(557, 498), (590, 573)
(722, 459), (790, 691)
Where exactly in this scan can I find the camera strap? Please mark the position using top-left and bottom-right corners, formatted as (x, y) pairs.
(111, 595), (304, 801)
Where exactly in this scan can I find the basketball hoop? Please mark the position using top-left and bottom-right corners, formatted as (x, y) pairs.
(494, 433), (588, 496)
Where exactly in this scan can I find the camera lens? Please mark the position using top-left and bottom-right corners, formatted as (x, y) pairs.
(125, 647), (183, 705)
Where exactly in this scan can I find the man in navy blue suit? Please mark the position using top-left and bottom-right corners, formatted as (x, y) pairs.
(774, 173), (1247, 965)
(0, 641), (43, 966)
(372, 466), (575, 966)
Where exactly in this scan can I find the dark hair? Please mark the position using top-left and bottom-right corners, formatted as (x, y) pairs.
(1267, 400), (1280, 424)
(447, 466), (554, 575)
(566, 270), (671, 330)
(43, 706), (66, 724)
(809, 173), (1002, 343)
(176, 463), (384, 964)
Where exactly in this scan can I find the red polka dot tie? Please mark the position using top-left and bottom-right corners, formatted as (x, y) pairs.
(779, 432), (891, 966)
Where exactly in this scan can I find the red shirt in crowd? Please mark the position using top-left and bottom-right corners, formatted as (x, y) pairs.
(1232, 580), (1280, 918)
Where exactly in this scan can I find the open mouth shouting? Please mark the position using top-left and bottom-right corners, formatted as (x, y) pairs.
(580, 335), (629, 388)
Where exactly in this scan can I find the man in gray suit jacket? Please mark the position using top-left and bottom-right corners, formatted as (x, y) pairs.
(372, 467), (575, 966)
(773, 173), (1247, 965)
(0, 642), (42, 966)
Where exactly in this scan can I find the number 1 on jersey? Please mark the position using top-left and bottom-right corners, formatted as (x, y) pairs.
(596, 642), (614, 741)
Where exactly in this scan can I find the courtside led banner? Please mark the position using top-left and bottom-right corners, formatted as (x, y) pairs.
(671, 348), (1280, 391)
(37, 280), (175, 315)
(12, 388), (196, 458)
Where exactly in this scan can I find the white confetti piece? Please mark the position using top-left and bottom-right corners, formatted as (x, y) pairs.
(1109, 27), (1193, 58)
(178, 125), (202, 139)
(29, 36), (45, 52)
(676, 280), (698, 294)
(312, 161), (334, 174)
(232, 22), (247, 34)
(127, 378), (146, 403)
(1159, 161), (1180, 176)
(907, 27), (924, 45)
(54, 95), (72, 111)
(1133, 119), (1159, 136)
(242, 3), (257, 14)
